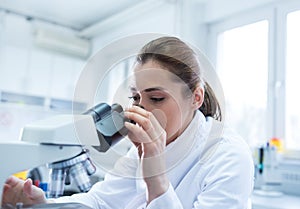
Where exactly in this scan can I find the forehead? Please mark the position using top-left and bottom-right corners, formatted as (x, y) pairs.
(132, 61), (184, 92)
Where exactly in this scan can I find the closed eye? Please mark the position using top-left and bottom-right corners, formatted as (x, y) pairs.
(150, 97), (165, 102)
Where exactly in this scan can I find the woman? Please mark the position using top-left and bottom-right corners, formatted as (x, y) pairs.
(2, 36), (254, 208)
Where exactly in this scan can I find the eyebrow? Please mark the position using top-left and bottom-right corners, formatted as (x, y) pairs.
(129, 86), (166, 93)
(144, 87), (166, 92)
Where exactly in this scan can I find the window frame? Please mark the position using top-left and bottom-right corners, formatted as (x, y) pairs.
(206, 0), (300, 155)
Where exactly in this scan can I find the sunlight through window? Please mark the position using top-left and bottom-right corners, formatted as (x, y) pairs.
(216, 20), (269, 146)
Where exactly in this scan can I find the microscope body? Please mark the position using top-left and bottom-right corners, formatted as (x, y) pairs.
(0, 103), (128, 208)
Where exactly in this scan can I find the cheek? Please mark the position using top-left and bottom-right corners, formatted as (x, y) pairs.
(163, 96), (195, 139)
(160, 103), (183, 137)
(151, 109), (167, 130)
(165, 115), (181, 138)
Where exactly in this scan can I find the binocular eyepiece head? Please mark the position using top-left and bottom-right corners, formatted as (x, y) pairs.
(83, 103), (130, 152)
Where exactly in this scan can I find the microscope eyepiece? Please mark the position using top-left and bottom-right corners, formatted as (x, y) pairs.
(83, 103), (111, 123)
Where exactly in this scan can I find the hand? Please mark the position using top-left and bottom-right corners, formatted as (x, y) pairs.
(124, 106), (169, 203)
(2, 176), (47, 207)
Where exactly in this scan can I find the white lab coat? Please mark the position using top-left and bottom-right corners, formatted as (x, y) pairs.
(55, 111), (254, 209)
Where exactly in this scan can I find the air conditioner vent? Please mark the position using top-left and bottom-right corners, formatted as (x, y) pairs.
(35, 28), (91, 59)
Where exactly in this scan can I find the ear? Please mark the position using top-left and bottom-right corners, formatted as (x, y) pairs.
(192, 85), (204, 110)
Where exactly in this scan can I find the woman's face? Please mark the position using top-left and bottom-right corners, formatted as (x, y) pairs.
(130, 60), (199, 144)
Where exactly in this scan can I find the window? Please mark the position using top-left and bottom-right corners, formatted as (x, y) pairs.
(216, 21), (269, 146)
(285, 10), (300, 150)
(209, 2), (300, 153)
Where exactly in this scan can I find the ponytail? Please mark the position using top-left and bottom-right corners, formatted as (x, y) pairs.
(199, 81), (222, 121)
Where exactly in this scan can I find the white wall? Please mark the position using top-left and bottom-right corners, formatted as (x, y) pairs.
(92, 5), (177, 51)
(0, 12), (87, 101)
(78, 1), (211, 106)
(86, 4), (178, 104)
(91, 1), (209, 54)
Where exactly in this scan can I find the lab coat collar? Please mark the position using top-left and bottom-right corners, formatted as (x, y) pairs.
(165, 110), (210, 167)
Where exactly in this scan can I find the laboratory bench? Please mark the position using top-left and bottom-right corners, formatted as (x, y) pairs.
(252, 191), (300, 209)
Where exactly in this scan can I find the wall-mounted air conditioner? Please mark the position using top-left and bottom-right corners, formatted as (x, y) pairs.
(34, 28), (91, 59)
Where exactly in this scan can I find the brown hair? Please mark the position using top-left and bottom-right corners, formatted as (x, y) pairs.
(135, 36), (222, 121)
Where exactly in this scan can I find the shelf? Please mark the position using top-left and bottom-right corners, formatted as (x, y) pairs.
(0, 90), (87, 112)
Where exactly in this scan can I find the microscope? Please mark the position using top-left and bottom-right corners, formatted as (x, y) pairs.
(0, 103), (128, 209)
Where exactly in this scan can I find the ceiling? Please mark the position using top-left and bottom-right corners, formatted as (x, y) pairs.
(0, 0), (275, 33)
(0, 0), (144, 31)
